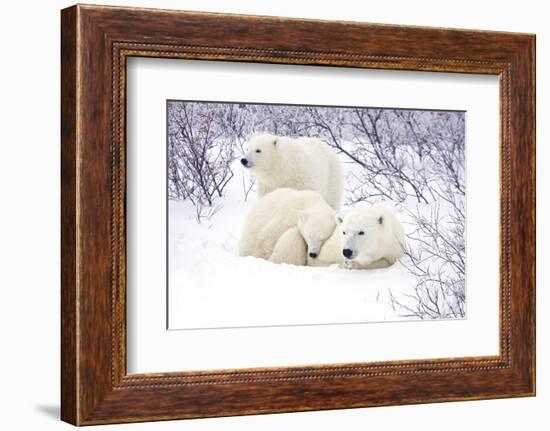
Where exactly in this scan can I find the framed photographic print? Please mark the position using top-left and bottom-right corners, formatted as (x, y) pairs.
(61, 4), (536, 425)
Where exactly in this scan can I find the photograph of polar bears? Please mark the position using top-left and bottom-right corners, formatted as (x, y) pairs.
(167, 100), (465, 329)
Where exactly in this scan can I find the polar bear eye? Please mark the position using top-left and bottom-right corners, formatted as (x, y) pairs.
(255, 149), (261, 153)
(358, 231), (365, 235)
(342, 231), (346, 235)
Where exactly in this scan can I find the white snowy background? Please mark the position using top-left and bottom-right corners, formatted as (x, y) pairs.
(167, 101), (466, 329)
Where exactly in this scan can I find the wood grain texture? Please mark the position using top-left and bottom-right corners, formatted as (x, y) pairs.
(60, 4), (536, 425)
(60, 5), (78, 425)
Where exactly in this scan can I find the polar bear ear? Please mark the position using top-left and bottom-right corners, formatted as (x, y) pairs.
(335, 212), (344, 225)
(378, 216), (384, 225)
(273, 137), (278, 146)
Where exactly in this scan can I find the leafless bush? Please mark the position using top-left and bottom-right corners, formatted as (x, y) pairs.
(393, 112), (466, 319)
(167, 102), (235, 222)
(391, 198), (466, 319)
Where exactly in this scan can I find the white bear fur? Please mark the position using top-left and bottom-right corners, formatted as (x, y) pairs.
(309, 203), (406, 269)
(238, 188), (336, 263)
(242, 133), (343, 209)
(269, 227), (307, 266)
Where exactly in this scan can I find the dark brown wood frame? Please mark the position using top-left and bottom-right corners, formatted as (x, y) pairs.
(61, 4), (536, 426)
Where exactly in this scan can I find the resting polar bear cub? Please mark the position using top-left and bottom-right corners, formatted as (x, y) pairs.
(269, 227), (307, 266)
(278, 203), (405, 269)
(270, 204), (339, 265)
(238, 188), (336, 264)
(240, 133), (343, 209)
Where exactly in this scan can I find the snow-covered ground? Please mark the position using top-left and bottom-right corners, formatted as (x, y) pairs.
(168, 159), (419, 329)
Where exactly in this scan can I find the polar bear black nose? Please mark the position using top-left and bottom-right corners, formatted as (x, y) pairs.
(342, 248), (353, 259)
(309, 252), (317, 258)
(240, 158), (248, 166)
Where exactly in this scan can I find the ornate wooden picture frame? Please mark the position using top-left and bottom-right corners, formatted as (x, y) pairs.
(61, 4), (535, 425)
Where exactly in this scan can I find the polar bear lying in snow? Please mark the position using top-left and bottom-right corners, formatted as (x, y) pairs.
(238, 188), (336, 264)
(240, 133), (343, 209)
(274, 202), (406, 269)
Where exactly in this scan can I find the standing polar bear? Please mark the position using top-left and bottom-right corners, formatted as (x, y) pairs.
(238, 188), (336, 264)
(240, 133), (343, 209)
(278, 202), (406, 269)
